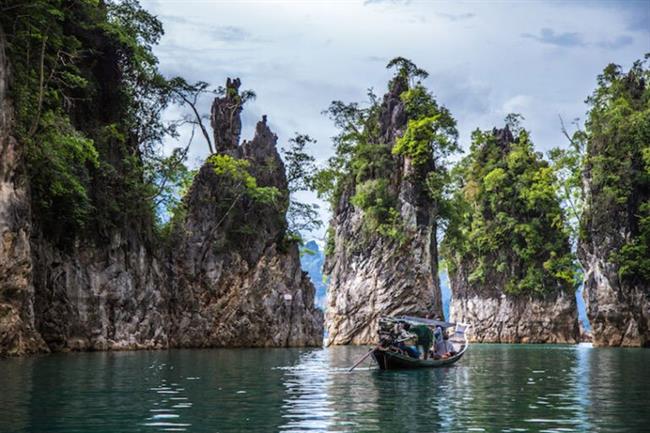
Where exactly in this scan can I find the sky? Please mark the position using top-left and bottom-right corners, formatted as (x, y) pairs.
(142, 0), (650, 241)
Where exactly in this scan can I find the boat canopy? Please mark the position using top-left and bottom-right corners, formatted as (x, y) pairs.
(383, 315), (456, 329)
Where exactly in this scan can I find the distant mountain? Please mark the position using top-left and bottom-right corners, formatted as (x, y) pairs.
(300, 240), (327, 310)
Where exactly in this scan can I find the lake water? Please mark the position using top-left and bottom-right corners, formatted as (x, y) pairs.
(1, 344), (648, 433)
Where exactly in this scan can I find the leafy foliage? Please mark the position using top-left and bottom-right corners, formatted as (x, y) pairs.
(26, 112), (99, 241)
(281, 133), (322, 241)
(580, 58), (650, 284)
(316, 58), (458, 249)
(442, 120), (575, 296)
(0, 0), (209, 247)
(548, 118), (587, 248)
(208, 154), (281, 204)
(393, 85), (458, 167)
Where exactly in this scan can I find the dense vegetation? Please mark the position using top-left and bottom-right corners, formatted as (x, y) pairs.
(314, 58), (458, 251)
(0, 0), (232, 248)
(442, 117), (574, 296)
(1, 0), (176, 246)
(579, 59), (650, 284)
(282, 133), (323, 242)
(2, 1), (646, 297)
(0, 0), (254, 250)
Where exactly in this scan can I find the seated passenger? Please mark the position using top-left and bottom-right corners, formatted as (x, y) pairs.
(395, 322), (420, 359)
(410, 324), (433, 360)
(444, 334), (457, 356)
(432, 325), (446, 359)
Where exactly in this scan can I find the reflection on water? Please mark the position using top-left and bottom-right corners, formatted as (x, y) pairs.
(0, 344), (649, 432)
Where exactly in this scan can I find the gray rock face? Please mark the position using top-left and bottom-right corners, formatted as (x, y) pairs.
(0, 26), (47, 356)
(30, 235), (169, 351)
(581, 255), (648, 347)
(450, 294), (578, 343)
(450, 281), (579, 344)
(170, 86), (323, 347)
(325, 77), (442, 346)
(449, 293), (578, 344)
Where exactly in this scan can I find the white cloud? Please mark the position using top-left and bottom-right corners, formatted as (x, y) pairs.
(501, 95), (533, 115)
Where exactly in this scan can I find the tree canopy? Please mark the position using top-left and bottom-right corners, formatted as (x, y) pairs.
(580, 58), (650, 284)
(314, 57), (458, 249)
(442, 120), (575, 296)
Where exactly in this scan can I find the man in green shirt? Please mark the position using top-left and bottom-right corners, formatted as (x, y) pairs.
(409, 324), (433, 360)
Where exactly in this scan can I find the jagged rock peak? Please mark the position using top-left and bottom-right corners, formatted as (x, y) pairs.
(492, 124), (515, 149)
(211, 77), (243, 152)
(168, 79), (323, 348)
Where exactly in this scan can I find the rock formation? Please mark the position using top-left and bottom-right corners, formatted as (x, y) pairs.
(169, 79), (323, 347)
(0, 26), (47, 356)
(449, 290), (579, 344)
(0, 52), (323, 355)
(29, 235), (169, 352)
(581, 250), (649, 347)
(446, 126), (579, 343)
(579, 65), (649, 347)
(325, 74), (443, 345)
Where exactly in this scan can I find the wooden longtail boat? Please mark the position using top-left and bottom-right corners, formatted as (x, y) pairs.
(371, 316), (470, 370)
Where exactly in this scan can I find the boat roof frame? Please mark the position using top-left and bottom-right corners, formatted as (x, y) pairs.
(381, 315), (456, 329)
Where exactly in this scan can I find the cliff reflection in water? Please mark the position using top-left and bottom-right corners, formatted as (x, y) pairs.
(0, 345), (648, 433)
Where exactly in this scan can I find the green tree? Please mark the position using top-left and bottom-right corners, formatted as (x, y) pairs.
(548, 117), (587, 251)
(0, 0), (230, 246)
(281, 133), (322, 241)
(442, 119), (574, 295)
(315, 58), (458, 247)
(1, 0), (178, 245)
(580, 58), (650, 284)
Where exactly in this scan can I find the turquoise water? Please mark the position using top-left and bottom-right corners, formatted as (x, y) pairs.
(1, 344), (648, 433)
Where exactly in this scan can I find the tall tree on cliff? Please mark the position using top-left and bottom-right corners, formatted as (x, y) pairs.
(0, 0), (213, 246)
(578, 58), (650, 347)
(441, 118), (579, 343)
(315, 57), (458, 345)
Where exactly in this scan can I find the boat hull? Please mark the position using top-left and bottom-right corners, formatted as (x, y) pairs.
(371, 346), (467, 370)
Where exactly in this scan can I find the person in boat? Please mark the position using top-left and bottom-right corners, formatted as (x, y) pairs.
(444, 333), (457, 357)
(432, 323), (446, 359)
(394, 322), (420, 359)
(409, 324), (434, 360)
(433, 333), (456, 359)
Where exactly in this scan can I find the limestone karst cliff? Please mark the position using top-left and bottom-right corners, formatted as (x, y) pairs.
(444, 126), (579, 343)
(579, 62), (649, 347)
(324, 63), (454, 345)
(169, 79), (323, 347)
(0, 11), (323, 355)
(0, 26), (47, 356)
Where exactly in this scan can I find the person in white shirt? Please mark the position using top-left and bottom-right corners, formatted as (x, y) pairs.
(433, 325), (446, 358)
